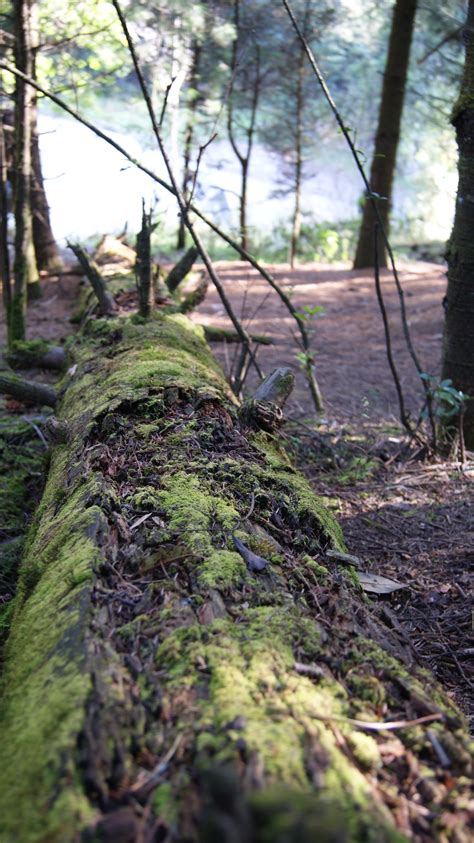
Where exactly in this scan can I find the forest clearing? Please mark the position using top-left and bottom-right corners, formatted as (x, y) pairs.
(0, 0), (473, 841)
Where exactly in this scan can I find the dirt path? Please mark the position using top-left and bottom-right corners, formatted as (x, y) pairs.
(1, 259), (472, 724)
(194, 259), (447, 423)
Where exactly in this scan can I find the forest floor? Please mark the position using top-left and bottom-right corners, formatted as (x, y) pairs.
(0, 258), (472, 725)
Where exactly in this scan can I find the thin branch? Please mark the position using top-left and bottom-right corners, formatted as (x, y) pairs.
(417, 25), (462, 64)
(373, 224), (415, 439)
(111, 0), (262, 393)
(158, 75), (177, 128)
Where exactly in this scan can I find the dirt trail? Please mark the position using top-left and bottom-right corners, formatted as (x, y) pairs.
(194, 259), (447, 423)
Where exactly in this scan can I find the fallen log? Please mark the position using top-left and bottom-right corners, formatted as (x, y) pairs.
(0, 313), (471, 843)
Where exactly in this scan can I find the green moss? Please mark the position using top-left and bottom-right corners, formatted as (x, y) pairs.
(198, 550), (247, 589)
(301, 554), (328, 579)
(152, 782), (179, 827)
(251, 787), (407, 842)
(346, 731), (381, 771)
(157, 610), (406, 840)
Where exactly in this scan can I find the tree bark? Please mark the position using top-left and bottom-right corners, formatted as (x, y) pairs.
(0, 312), (471, 843)
(353, 0), (417, 269)
(31, 108), (62, 272)
(177, 39), (202, 251)
(10, 0), (39, 341)
(289, 17), (306, 269)
(0, 113), (10, 311)
(227, 0), (261, 253)
(135, 205), (155, 318)
(442, 0), (474, 448)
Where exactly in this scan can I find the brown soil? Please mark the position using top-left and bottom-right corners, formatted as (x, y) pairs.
(1, 259), (472, 724)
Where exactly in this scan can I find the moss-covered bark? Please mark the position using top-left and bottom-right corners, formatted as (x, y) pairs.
(0, 313), (471, 843)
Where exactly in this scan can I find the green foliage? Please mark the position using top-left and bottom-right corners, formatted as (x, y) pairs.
(420, 373), (470, 422)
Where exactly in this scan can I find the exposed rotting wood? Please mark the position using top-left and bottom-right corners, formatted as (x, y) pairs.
(240, 366), (295, 431)
(68, 242), (117, 316)
(0, 314), (471, 843)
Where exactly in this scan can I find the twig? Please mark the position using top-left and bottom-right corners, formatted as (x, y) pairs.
(310, 712), (442, 731)
(20, 414), (48, 448)
(158, 75), (177, 128)
(373, 224), (415, 439)
(111, 0), (262, 393)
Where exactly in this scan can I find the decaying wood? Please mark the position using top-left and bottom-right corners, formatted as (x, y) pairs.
(202, 324), (273, 345)
(135, 206), (155, 318)
(165, 245), (199, 292)
(68, 242), (117, 315)
(0, 370), (57, 406)
(0, 315), (471, 843)
(240, 366), (295, 431)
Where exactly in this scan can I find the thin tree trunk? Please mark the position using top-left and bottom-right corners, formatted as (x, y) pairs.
(11, 0), (39, 341)
(31, 104), (62, 272)
(0, 114), (10, 311)
(177, 40), (202, 250)
(442, 0), (474, 448)
(0, 311), (470, 842)
(353, 0), (417, 269)
(227, 1), (260, 253)
(290, 34), (306, 268)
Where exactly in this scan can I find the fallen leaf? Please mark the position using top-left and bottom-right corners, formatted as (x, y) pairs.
(356, 570), (407, 594)
(130, 513), (153, 531)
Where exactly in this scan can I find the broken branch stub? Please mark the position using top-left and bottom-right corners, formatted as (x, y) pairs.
(240, 366), (295, 431)
(135, 206), (155, 318)
(68, 242), (117, 316)
(165, 245), (199, 293)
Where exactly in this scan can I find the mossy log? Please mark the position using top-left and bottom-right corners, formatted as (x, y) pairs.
(0, 313), (471, 843)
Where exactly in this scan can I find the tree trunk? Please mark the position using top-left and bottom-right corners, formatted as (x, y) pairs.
(10, 0), (39, 342)
(177, 40), (202, 251)
(353, 0), (417, 269)
(31, 105), (62, 272)
(0, 311), (471, 842)
(442, 0), (474, 448)
(290, 31), (305, 269)
(227, 2), (260, 253)
(0, 113), (10, 311)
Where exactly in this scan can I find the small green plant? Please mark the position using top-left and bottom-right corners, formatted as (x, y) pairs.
(295, 304), (325, 320)
(420, 374), (469, 422)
